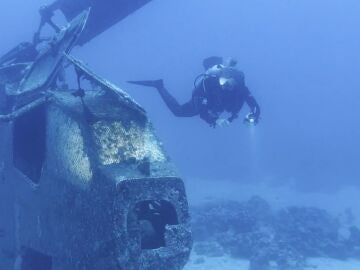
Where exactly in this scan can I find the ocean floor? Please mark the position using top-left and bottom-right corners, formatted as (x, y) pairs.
(184, 251), (249, 270)
(185, 178), (360, 226)
(184, 251), (360, 270)
(184, 179), (360, 270)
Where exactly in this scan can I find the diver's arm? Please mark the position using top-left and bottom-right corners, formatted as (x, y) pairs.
(228, 113), (239, 123)
(245, 92), (261, 124)
(192, 86), (218, 127)
(199, 111), (217, 127)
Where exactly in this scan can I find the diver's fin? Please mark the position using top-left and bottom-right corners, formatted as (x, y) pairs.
(127, 79), (163, 88)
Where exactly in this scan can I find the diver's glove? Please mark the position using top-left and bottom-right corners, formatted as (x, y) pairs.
(244, 112), (259, 125)
(215, 118), (231, 128)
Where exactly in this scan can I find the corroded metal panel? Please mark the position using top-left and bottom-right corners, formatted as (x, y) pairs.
(0, 1), (192, 269)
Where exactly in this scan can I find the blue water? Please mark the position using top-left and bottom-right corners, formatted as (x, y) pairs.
(74, 0), (360, 192)
(2, 0), (360, 189)
(1, 0), (360, 268)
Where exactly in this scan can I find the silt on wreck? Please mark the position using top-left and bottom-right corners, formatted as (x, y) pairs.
(0, 1), (192, 269)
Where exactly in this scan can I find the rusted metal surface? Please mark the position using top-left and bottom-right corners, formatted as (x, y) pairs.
(0, 2), (192, 269)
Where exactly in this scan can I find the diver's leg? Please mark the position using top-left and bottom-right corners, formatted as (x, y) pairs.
(127, 79), (198, 117)
(156, 86), (199, 117)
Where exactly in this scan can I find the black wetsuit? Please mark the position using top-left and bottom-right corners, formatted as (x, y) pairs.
(156, 73), (260, 126)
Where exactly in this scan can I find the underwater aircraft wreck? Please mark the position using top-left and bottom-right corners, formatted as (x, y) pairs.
(0, 1), (192, 270)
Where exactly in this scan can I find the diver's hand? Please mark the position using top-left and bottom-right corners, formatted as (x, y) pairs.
(244, 113), (259, 125)
(215, 118), (231, 128)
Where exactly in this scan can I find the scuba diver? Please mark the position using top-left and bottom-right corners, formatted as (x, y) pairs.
(128, 56), (261, 128)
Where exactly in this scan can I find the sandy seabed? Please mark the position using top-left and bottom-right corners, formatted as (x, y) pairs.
(184, 252), (360, 270)
(184, 180), (360, 270)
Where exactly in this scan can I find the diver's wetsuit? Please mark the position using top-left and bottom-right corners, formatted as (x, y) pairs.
(155, 74), (260, 126)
